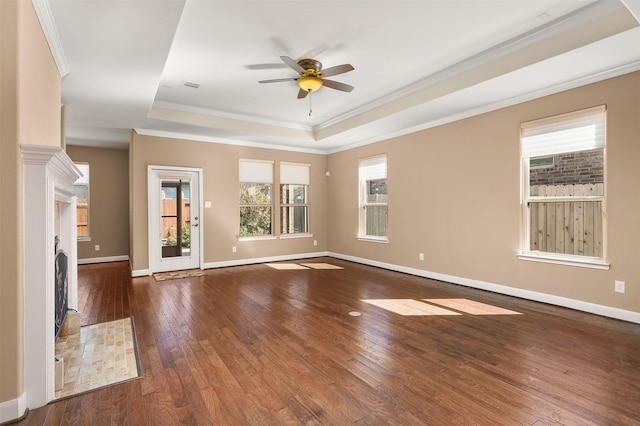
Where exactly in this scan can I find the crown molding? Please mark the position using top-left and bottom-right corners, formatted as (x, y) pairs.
(316, 0), (625, 134)
(151, 100), (313, 132)
(134, 128), (328, 155)
(621, 0), (640, 22)
(32, 0), (70, 79)
(327, 58), (640, 155)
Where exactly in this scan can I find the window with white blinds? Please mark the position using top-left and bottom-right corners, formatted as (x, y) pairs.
(520, 106), (607, 266)
(358, 155), (388, 241)
(521, 105), (606, 158)
(280, 163), (310, 235)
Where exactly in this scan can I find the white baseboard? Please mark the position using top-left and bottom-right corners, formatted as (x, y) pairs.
(0, 392), (26, 424)
(329, 252), (640, 324)
(131, 268), (150, 277)
(78, 255), (129, 265)
(203, 251), (330, 269)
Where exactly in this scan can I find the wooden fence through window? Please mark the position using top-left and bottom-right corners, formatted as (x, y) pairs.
(529, 183), (603, 257)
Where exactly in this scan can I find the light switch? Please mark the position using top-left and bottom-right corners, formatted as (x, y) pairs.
(205, 201), (212, 208)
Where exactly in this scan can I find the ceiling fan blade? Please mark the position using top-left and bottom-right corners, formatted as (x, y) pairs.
(280, 56), (304, 73)
(258, 78), (297, 84)
(321, 64), (354, 78)
(297, 89), (309, 99)
(322, 79), (354, 92)
(246, 63), (288, 70)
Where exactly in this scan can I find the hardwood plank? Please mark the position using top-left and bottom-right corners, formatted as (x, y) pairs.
(19, 259), (640, 425)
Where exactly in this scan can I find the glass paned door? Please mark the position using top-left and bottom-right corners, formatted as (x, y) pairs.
(161, 181), (191, 258)
(149, 167), (200, 273)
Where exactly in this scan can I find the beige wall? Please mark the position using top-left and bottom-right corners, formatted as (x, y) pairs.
(328, 71), (640, 314)
(67, 146), (130, 260)
(0, 0), (61, 407)
(129, 133), (328, 272)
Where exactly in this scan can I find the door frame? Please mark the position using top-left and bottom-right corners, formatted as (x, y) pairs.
(148, 165), (203, 273)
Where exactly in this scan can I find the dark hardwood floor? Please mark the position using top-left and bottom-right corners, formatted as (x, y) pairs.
(18, 258), (640, 425)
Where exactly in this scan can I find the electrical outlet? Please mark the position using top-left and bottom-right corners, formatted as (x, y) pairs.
(94, 245), (100, 251)
(313, 240), (318, 246)
(232, 246), (237, 253)
(419, 253), (424, 261)
(614, 280), (625, 293)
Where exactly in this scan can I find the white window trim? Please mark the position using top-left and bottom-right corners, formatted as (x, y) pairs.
(519, 106), (607, 268)
(358, 155), (388, 240)
(239, 159), (274, 238)
(358, 235), (389, 243)
(74, 162), (90, 241)
(238, 235), (277, 242)
(279, 233), (313, 240)
(280, 162), (310, 236)
(517, 252), (609, 270)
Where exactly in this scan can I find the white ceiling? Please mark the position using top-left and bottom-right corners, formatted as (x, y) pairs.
(44, 0), (640, 153)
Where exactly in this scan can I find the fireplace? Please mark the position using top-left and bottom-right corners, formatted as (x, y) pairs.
(54, 237), (68, 338)
(21, 144), (82, 408)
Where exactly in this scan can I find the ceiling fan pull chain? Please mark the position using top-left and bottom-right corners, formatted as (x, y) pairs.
(309, 91), (312, 116)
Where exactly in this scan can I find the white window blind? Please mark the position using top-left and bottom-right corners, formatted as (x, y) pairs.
(74, 163), (89, 185)
(359, 155), (387, 181)
(280, 163), (310, 185)
(521, 105), (606, 158)
(239, 159), (273, 183)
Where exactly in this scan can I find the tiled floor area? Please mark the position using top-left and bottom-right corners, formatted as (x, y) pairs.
(54, 317), (140, 399)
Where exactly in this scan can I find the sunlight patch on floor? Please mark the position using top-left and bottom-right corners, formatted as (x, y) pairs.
(424, 298), (522, 315)
(265, 263), (310, 270)
(300, 263), (344, 269)
(362, 299), (462, 316)
(265, 262), (344, 270)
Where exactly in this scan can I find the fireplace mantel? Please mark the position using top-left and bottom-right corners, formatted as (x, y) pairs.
(21, 144), (81, 409)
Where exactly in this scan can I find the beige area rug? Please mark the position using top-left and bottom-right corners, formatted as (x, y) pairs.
(153, 269), (206, 281)
(265, 262), (344, 270)
(54, 317), (141, 399)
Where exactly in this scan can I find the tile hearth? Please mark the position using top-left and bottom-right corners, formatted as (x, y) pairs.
(54, 317), (140, 399)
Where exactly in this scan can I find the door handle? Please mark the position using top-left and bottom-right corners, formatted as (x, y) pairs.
(192, 223), (198, 227)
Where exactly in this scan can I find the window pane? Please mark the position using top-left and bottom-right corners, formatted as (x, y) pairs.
(240, 206), (272, 237)
(365, 206), (387, 237)
(162, 217), (178, 246)
(529, 200), (602, 257)
(366, 179), (387, 203)
(529, 149), (604, 196)
(240, 183), (271, 204)
(281, 184), (307, 204)
(281, 206), (308, 234)
(77, 206), (88, 236)
(73, 185), (88, 201)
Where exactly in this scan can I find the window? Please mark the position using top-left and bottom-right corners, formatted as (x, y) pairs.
(280, 163), (310, 235)
(520, 105), (606, 266)
(239, 159), (273, 238)
(359, 155), (388, 240)
(73, 163), (90, 240)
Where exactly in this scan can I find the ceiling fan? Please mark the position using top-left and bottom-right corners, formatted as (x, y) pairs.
(259, 56), (355, 99)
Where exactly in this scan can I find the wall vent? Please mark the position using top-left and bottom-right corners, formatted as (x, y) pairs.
(182, 81), (200, 89)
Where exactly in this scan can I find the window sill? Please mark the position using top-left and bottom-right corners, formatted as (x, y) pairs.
(357, 236), (388, 243)
(77, 237), (91, 242)
(238, 235), (277, 242)
(280, 233), (313, 239)
(517, 252), (610, 270)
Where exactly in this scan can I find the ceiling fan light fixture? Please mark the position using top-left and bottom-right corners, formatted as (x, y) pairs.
(298, 76), (323, 92)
